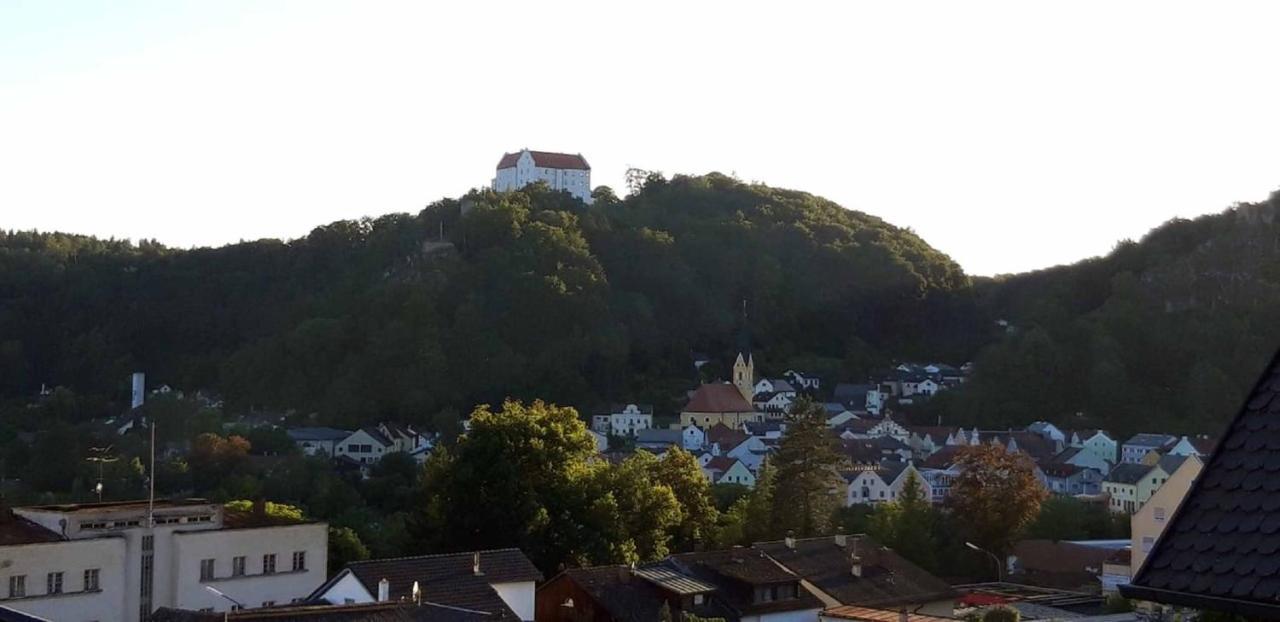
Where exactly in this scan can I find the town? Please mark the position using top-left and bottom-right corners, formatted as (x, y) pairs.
(4, 131), (1279, 622)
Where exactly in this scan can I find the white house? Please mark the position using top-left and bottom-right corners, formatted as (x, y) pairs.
(864, 416), (910, 443)
(681, 425), (707, 452)
(1120, 433), (1178, 464)
(333, 428), (393, 465)
(1, 499), (327, 622)
(1071, 429), (1118, 467)
(1027, 422), (1067, 443)
(783, 370), (821, 391)
(753, 378), (797, 396)
(844, 462), (921, 506)
(310, 549), (542, 621)
(591, 404), (654, 438)
(492, 149), (593, 204)
(754, 392), (796, 414)
(285, 427), (352, 457)
(704, 457), (756, 488)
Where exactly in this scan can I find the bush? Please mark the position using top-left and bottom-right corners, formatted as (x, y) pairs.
(982, 606), (1020, 622)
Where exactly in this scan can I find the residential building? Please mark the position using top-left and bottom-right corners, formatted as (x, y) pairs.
(285, 427), (352, 457)
(832, 384), (884, 415)
(783, 370), (821, 391)
(1099, 549), (1132, 596)
(703, 456), (756, 488)
(753, 378), (797, 397)
(590, 404), (653, 438)
(1164, 434), (1215, 459)
(310, 548), (541, 621)
(1069, 430), (1118, 468)
(0, 499), (327, 622)
(635, 429), (683, 453)
(1119, 433), (1177, 464)
(844, 462), (921, 506)
(1052, 446), (1112, 475)
(1129, 454), (1202, 573)
(1122, 351), (1280, 617)
(1026, 422), (1066, 444)
(492, 149), (592, 204)
(1040, 463), (1103, 496)
(680, 384), (761, 428)
(754, 535), (957, 617)
(681, 425), (707, 451)
(1103, 457), (1179, 514)
(333, 428), (392, 465)
(667, 549), (823, 621)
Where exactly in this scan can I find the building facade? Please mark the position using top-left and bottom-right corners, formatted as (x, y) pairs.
(492, 150), (592, 204)
(0, 499), (327, 622)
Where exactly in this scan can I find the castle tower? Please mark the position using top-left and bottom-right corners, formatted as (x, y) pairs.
(732, 300), (754, 402)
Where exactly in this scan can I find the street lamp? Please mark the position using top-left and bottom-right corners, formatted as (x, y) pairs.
(205, 585), (245, 622)
(965, 542), (1003, 583)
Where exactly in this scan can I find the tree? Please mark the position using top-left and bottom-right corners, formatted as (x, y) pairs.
(328, 526), (370, 573)
(188, 433), (251, 493)
(413, 400), (601, 571)
(651, 447), (719, 550)
(982, 607), (1020, 622)
(948, 444), (1047, 560)
(867, 471), (937, 570)
(770, 398), (842, 537)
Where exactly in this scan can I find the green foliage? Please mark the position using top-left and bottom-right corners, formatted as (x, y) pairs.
(867, 471), (938, 571)
(1103, 594), (1134, 614)
(224, 499), (305, 522)
(982, 606), (1020, 622)
(770, 398), (843, 537)
(1026, 496), (1127, 541)
(327, 526), (370, 573)
(948, 444), (1047, 558)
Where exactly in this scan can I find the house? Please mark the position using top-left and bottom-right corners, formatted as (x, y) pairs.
(635, 429), (682, 453)
(825, 404), (860, 428)
(310, 548), (541, 621)
(286, 427), (352, 457)
(1069, 429), (1118, 467)
(334, 428), (393, 465)
(753, 391), (796, 414)
(905, 427), (957, 459)
(1122, 351), (1280, 617)
(703, 456), (756, 488)
(754, 535), (957, 617)
(152, 601), (494, 621)
(844, 462), (921, 506)
(1026, 422), (1066, 443)
(680, 384), (761, 429)
(375, 422), (427, 454)
(590, 404), (653, 438)
(1129, 454), (1202, 574)
(783, 370), (822, 391)
(0, 499), (327, 622)
(863, 417), (910, 443)
(1008, 540), (1115, 591)
(1102, 456), (1180, 514)
(1164, 434), (1214, 458)
(744, 420), (785, 440)
(492, 149), (592, 204)
(536, 564), (728, 621)
(1119, 433), (1178, 464)
(1052, 446), (1112, 475)
(753, 378), (797, 397)
(681, 425), (707, 451)
(1099, 548), (1132, 596)
(917, 467), (957, 504)
(832, 384), (884, 415)
(538, 550), (822, 622)
(1040, 463), (1103, 496)
(840, 437), (913, 464)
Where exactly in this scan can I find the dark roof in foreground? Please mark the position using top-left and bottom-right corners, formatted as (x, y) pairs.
(671, 549), (824, 616)
(754, 535), (957, 608)
(151, 602), (494, 621)
(0, 515), (63, 545)
(545, 565), (731, 622)
(1123, 350), (1280, 618)
(0, 606), (53, 621)
(312, 549), (539, 620)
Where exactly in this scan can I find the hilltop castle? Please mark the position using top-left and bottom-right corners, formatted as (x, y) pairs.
(491, 149), (593, 204)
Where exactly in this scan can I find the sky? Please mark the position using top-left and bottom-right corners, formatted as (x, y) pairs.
(3, 2), (1279, 276)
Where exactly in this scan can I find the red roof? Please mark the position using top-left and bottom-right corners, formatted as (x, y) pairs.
(705, 456), (740, 473)
(706, 423), (749, 449)
(684, 384), (755, 414)
(496, 150), (590, 170)
(824, 606), (955, 622)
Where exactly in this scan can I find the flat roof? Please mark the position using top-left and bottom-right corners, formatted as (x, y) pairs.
(19, 498), (214, 513)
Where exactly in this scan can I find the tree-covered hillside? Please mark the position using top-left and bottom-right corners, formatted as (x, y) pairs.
(0, 173), (978, 428)
(923, 191), (1280, 437)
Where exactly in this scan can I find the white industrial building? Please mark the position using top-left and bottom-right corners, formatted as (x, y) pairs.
(0, 499), (327, 622)
(492, 149), (593, 204)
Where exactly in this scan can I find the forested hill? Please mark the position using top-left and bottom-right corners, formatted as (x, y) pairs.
(925, 190), (1280, 437)
(0, 173), (980, 428)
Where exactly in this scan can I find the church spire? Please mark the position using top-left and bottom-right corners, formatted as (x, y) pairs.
(733, 299), (754, 402)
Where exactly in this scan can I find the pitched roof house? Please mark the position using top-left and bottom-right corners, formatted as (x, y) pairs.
(1122, 351), (1280, 617)
(310, 549), (541, 621)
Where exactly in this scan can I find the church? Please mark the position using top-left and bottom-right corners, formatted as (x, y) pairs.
(679, 313), (764, 428)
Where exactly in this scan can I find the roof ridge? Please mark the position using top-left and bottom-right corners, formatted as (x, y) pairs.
(346, 547), (524, 566)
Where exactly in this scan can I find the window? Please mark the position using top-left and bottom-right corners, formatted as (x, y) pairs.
(201, 559), (216, 581)
(262, 601), (275, 607)
(9, 575), (25, 598)
(1154, 507), (1166, 521)
(1142, 536), (1155, 552)
(263, 554), (276, 575)
(232, 556), (246, 577)
(46, 572), (63, 595)
(84, 569), (100, 591)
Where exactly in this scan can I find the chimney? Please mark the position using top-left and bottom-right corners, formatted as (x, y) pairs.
(377, 578), (390, 602)
(834, 534), (847, 548)
(851, 555), (863, 578)
(784, 530), (796, 550)
(472, 552), (483, 576)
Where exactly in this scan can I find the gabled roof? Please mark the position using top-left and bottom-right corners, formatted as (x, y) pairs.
(495, 150), (590, 170)
(0, 515), (64, 545)
(288, 427), (355, 442)
(1156, 454), (1188, 475)
(316, 549), (540, 617)
(1123, 351), (1280, 617)
(706, 423), (749, 449)
(607, 403), (654, 415)
(760, 378), (797, 393)
(354, 426), (393, 447)
(754, 536), (957, 608)
(1104, 462), (1155, 485)
(1123, 433), (1178, 448)
(920, 446), (963, 470)
(670, 549), (824, 616)
(545, 565), (728, 622)
(684, 384), (754, 413)
(636, 429), (682, 445)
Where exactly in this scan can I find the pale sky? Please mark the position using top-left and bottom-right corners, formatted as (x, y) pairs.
(3, 1), (1279, 275)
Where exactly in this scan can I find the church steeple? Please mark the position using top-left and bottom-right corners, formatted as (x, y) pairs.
(733, 299), (754, 402)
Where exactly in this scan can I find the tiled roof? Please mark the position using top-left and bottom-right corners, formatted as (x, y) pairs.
(921, 446), (963, 470)
(1104, 463), (1154, 485)
(706, 423), (749, 449)
(754, 536), (957, 608)
(151, 602), (493, 621)
(541, 564), (734, 622)
(1040, 463), (1085, 478)
(1123, 350), (1280, 616)
(632, 561), (717, 595)
(684, 384), (755, 413)
(0, 515), (63, 545)
(671, 549), (823, 616)
(823, 606), (954, 622)
(322, 549), (539, 618)
(495, 150), (590, 170)
(1124, 433), (1178, 448)
(704, 456), (740, 474)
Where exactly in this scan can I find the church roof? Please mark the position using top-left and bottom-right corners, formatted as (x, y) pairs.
(685, 384), (755, 414)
